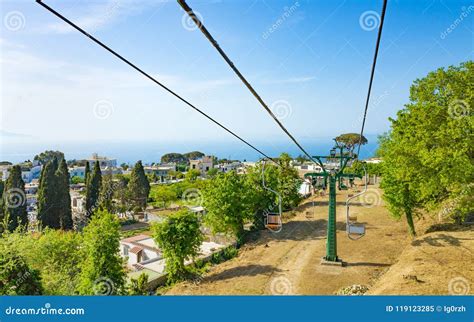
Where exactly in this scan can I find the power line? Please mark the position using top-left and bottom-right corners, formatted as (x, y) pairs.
(357, 0), (388, 157)
(178, 0), (318, 164)
(36, 0), (279, 165)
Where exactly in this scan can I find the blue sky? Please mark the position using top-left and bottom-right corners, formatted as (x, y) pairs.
(1, 0), (473, 159)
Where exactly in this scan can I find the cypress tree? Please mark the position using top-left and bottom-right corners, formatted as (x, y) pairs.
(37, 159), (60, 229)
(3, 165), (28, 231)
(128, 161), (150, 210)
(84, 162), (90, 185)
(56, 159), (73, 230)
(0, 179), (4, 229)
(85, 161), (102, 218)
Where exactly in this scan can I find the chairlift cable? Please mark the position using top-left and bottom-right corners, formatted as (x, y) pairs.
(356, 0), (388, 157)
(178, 0), (318, 165)
(36, 0), (280, 166)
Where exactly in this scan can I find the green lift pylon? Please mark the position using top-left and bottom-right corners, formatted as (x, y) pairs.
(304, 141), (362, 265)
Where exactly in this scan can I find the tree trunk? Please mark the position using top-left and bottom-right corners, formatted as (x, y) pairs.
(405, 209), (416, 236)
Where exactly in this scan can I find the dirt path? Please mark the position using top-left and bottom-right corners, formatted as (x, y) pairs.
(166, 186), (413, 295)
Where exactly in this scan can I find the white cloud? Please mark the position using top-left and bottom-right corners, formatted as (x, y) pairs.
(261, 76), (316, 85)
(42, 0), (166, 34)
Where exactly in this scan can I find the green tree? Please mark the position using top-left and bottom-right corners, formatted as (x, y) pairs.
(84, 161), (90, 184)
(30, 229), (82, 295)
(207, 168), (218, 178)
(0, 235), (43, 295)
(127, 273), (149, 295)
(183, 151), (205, 160)
(379, 61), (473, 234)
(34, 150), (64, 165)
(71, 176), (84, 184)
(114, 175), (130, 213)
(203, 171), (253, 241)
(150, 185), (177, 208)
(128, 161), (150, 210)
(2, 165), (28, 231)
(161, 153), (187, 164)
(335, 133), (368, 156)
(0, 179), (4, 232)
(85, 161), (102, 218)
(37, 159), (60, 229)
(78, 210), (125, 295)
(99, 174), (115, 213)
(152, 209), (203, 283)
(245, 162), (280, 230)
(56, 159), (73, 230)
(277, 153), (301, 210)
(186, 169), (201, 181)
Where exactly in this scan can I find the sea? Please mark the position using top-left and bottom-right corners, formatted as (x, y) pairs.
(0, 135), (380, 165)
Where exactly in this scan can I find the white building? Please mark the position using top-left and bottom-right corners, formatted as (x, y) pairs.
(189, 156), (213, 174)
(120, 234), (162, 270)
(69, 166), (86, 179)
(215, 161), (242, 173)
(365, 157), (383, 164)
(71, 191), (85, 215)
(144, 164), (177, 181)
(120, 234), (227, 275)
(86, 153), (117, 168)
(1, 164), (42, 184)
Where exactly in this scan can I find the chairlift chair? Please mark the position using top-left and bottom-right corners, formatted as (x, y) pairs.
(345, 163), (368, 240)
(261, 161), (283, 233)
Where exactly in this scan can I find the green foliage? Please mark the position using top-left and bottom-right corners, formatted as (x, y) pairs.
(113, 174), (130, 212)
(210, 246), (238, 264)
(276, 153), (302, 210)
(37, 159), (60, 229)
(206, 168), (218, 178)
(186, 169), (201, 181)
(202, 171), (253, 240)
(127, 273), (149, 295)
(335, 133), (368, 156)
(99, 174), (116, 213)
(84, 162), (90, 184)
(2, 165), (28, 231)
(149, 185), (178, 208)
(379, 61), (474, 234)
(152, 209), (203, 283)
(85, 161), (102, 218)
(161, 153), (188, 164)
(56, 159), (73, 230)
(0, 235), (43, 295)
(71, 176), (84, 184)
(26, 229), (82, 295)
(34, 150), (64, 165)
(183, 151), (205, 160)
(78, 210), (125, 295)
(128, 161), (150, 210)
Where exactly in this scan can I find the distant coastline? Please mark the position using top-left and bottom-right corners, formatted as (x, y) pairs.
(0, 136), (380, 164)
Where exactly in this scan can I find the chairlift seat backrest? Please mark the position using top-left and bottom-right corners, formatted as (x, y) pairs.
(348, 223), (365, 235)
